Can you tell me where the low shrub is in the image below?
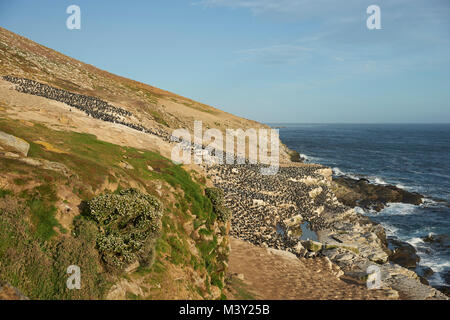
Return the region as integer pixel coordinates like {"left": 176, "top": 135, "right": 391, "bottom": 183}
{"left": 0, "top": 197, "right": 109, "bottom": 299}
{"left": 85, "top": 188, "right": 163, "bottom": 271}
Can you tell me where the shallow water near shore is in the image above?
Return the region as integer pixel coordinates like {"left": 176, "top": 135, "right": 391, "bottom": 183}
{"left": 276, "top": 222, "right": 319, "bottom": 242}
{"left": 276, "top": 123, "right": 450, "bottom": 287}
{"left": 300, "top": 222, "right": 319, "bottom": 241}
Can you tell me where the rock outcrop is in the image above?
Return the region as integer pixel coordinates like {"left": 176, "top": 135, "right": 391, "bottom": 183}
{"left": 388, "top": 237, "right": 420, "bottom": 269}
{"left": 332, "top": 176, "right": 423, "bottom": 211}
{"left": 0, "top": 130, "right": 30, "bottom": 157}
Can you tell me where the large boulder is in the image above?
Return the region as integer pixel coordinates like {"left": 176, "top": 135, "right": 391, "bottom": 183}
{"left": 388, "top": 238, "right": 420, "bottom": 269}
{"left": 0, "top": 131, "right": 29, "bottom": 156}
{"left": 332, "top": 176, "right": 423, "bottom": 211}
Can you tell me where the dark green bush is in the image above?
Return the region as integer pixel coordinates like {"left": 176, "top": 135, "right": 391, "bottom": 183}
{"left": 86, "top": 188, "right": 163, "bottom": 271}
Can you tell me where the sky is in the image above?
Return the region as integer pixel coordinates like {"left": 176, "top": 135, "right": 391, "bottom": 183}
{"left": 1, "top": 0, "right": 449, "bottom": 123}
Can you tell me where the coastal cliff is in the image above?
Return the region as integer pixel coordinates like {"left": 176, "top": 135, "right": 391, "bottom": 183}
{"left": 0, "top": 26, "right": 447, "bottom": 300}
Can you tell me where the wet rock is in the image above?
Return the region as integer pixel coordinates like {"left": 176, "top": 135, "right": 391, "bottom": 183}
{"left": 417, "top": 266, "right": 435, "bottom": 279}
{"left": 443, "top": 270, "right": 450, "bottom": 286}
{"left": 332, "top": 176, "right": 423, "bottom": 211}
{"left": 422, "top": 234, "right": 450, "bottom": 248}
{"left": 418, "top": 276, "right": 429, "bottom": 285}
{"left": 388, "top": 238, "right": 420, "bottom": 269}
{"left": 435, "top": 286, "right": 450, "bottom": 297}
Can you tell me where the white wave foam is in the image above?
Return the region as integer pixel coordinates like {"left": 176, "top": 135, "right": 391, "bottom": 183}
{"left": 300, "top": 153, "right": 322, "bottom": 163}
{"left": 354, "top": 206, "right": 366, "bottom": 214}
{"left": 401, "top": 237, "right": 450, "bottom": 286}
{"left": 299, "top": 153, "right": 310, "bottom": 161}
{"left": 420, "top": 198, "right": 447, "bottom": 208}
{"left": 379, "top": 203, "right": 418, "bottom": 216}
{"left": 408, "top": 237, "right": 425, "bottom": 246}
{"left": 415, "top": 254, "right": 450, "bottom": 286}
{"left": 381, "top": 223, "right": 399, "bottom": 236}
{"left": 332, "top": 167, "right": 359, "bottom": 180}
{"left": 370, "top": 176, "right": 388, "bottom": 185}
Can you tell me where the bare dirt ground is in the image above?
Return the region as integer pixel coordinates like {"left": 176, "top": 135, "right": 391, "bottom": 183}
{"left": 226, "top": 237, "right": 397, "bottom": 300}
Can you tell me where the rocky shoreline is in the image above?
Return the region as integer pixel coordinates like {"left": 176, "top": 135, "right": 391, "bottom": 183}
{"left": 206, "top": 162, "right": 449, "bottom": 300}
{"left": 331, "top": 175, "right": 423, "bottom": 212}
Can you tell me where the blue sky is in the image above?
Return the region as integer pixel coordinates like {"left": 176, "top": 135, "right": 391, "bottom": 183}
{"left": 1, "top": 0, "right": 449, "bottom": 123}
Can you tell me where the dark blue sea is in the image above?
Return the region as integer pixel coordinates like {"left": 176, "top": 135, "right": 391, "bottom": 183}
{"left": 275, "top": 123, "right": 450, "bottom": 287}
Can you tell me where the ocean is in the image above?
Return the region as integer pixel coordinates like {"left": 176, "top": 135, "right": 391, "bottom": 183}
{"left": 275, "top": 123, "right": 450, "bottom": 287}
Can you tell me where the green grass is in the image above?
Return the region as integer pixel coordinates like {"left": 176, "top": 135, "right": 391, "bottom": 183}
{"left": 0, "top": 199, "right": 110, "bottom": 300}
{"left": 0, "top": 118, "right": 229, "bottom": 299}
{"left": 27, "top": 198, "right": 59, "bottom": 241}
{"left": 149, "top": 110, "right": 169, "bottom": 127}
{"left": 0, "top": 188, "right": 13, "bottom": 198}
{"left": 226, "top": 277, "right": 258, "bottom": 300}
{"left": 13, "top": 178, "right": 29, "bottom": 186}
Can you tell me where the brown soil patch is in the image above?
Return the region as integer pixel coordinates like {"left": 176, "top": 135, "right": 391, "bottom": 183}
{"left": 227, "top": 237, "right": 396, "bottom": 300}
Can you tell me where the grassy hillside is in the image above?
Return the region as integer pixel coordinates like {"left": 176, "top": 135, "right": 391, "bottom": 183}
{"left": 0, "top": 26, "right": 290, "bottom": 300}
{"left": 0, "top": 118, "right": 229, "bottom": 299}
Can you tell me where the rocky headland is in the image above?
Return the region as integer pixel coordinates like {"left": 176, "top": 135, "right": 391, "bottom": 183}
{"left": 331, "top": 175, "right": 423, "bottom": 212}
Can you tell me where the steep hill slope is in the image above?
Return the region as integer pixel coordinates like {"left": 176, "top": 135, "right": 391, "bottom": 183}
{"left": 0, "top": 27, "right": 292, "bottom": 161}
{"left": 0, "top": 27, "right": 242, "bottom": 300}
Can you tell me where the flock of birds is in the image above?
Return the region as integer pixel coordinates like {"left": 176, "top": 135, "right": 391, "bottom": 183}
{"left": 4, "top": 75, "right": 353, "bottom": 255}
